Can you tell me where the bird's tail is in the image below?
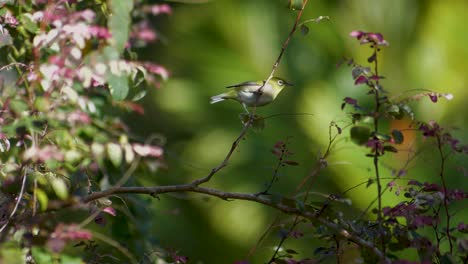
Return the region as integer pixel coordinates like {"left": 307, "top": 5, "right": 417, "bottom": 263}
{"left": 210, "top": 93, "right": 226, "bottom": 104}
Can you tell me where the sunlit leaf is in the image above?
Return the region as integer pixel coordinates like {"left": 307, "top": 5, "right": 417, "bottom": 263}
{"left": 0, "top": 242, "right": 25, "bottom": 264}
{"left": 108, "top": 0, "right": 133, "bottom": 52}
{"left": 387, "top": 104, "right": 404, "bottom": 119}
{"left": 400, "top": 104, "right": 414, "bottom": 120}
{"left": 19, "top": 14, "right": 39, "bottom": 34}
{"left": 31, "top": 247, "right": 53, "bottom": 264}
{"left": 36, "top": 188, "right": 48, "bottom": 211}
{"left": 51, "top": 177, "right": 68, "bottom": 200}
{"left": 108, "top": 73, "right": 129, "bottom": 100}
{"left": 107, "top": 143, "right": 123, "bottom": 167}
{"left": 375, "top": 132, "right": 391, "bottom": 141}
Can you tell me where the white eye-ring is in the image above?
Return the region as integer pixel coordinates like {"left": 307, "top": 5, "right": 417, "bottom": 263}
{"left": 277, "top": 80, "right": 284, "bottom": 86}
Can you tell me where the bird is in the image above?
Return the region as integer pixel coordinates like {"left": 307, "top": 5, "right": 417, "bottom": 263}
{"left": 210, "top": 77, "right": 293, "bottom": 112}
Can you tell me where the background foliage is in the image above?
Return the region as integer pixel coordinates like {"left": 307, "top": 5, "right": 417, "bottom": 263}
{"left": 141, "top": 1, "right": 467, "bottom": 262}
{"left": 0, "top": 0, "right": 467, "bottom": 263}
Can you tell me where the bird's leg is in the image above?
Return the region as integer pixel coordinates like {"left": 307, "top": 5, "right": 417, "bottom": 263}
{"left": 242, "top": 103, "right": 250, "bottom": 114}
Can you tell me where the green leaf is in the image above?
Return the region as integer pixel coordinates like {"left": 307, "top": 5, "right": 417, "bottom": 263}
{"left": 383, "top": 145, "right": 398, "bottom": 153}
{"left": 31, "top": 247, "right": 53, "bottom": 264}
{"left": 50, "top": 177, "right": 68, "bottom": 200}
{"left": 0, "top": 27, "right": 12, "bottom": 48}
{"left": 289, "top": 0, "right": 303, "bottom": 10}
{"left": 0, "top": 242, "right": 25, "bottom": 264}
{"left": 440, "top": 254, "right": 457, "bottom": 264}
{"left": 108, "top": 73, "right": 129, "bottom": 100}
{"left": 350, "top": 126, "right": 371, "bottom": 145}
{"left": 10, "top": 99, "right": 29, "bottom": 113}
{"left": 59, "top": 255, "right": 83, "bottom": 264}
{"left": 130, "top": 66, "right": 147, "bottom": 88}
{"left": 131, "top": 90, "right": 147, "bottom": 102}
{"left": 391, "top": 129, "right": 404, "bottom": 144}
{"left": 375, "top": 132, "right": 391, "bottom": 141}
{"left": 19, "top": 14, "right": 39, "bottom": 34}
{"left": 108, "top": 0, "right": 133, "bottom": 52}
{"left": 35, "top": 188, "right": 48, "bottom": 211}
{"left": 387, "top": 104, "right": 404, "bottom": 120}
{"left": 107, "top": 142, "right": 122, "bottom": 167}
{"left": 65, "top": 150, "right": 82, "bottom": 163}
{"left": 400, "top": 104, "right": 414, "bottom": 120}
{"left": 102, "top": 46, "right": 120, "bottom": 60}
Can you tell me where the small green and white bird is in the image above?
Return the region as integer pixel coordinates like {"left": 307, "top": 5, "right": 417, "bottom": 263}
{"left": 210, "top": 77, "right": 293, "bottom": 112}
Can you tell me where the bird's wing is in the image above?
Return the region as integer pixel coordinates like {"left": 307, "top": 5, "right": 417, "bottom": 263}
{"left": 225, "top": 81, "right": 261, "bottom": 89}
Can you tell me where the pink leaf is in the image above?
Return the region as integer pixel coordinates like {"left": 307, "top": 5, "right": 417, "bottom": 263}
{"left": 103, "top": 207, "right": 117, "bottom": 216}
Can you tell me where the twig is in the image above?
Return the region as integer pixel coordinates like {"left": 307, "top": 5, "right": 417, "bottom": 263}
{"left": 436, "top": 135, "right": 453, "bottom": 254}
{"left": 191, "top": 122, "right": 252, "bottom": 185}
{"left": 91, "top": 231, "right": 138, "bottom": 264}
{"left": 0, "top": 62, "right": 28, "bottom": 72}
{"left": 260, "top": 0, "right": 309, "bottom": 94}
{"left": 256, "top": 121, "right": 343, "bottom": 262}
{"left": 192, "top": 0, "right": 309, "bottom": 186}
{"left": 0, "top": 167, "right": 27, "bottom": 233}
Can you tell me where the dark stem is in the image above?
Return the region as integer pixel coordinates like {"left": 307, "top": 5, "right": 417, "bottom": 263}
{"left": 436, "top": 135, "right": 453, "bottom": 254}
{"left": 372, "top": 45, "right": 385, "bottom": 253}
{"left": 267, "top": 122, "right": 342, "bottom": 262}
{"left": 433, "top": 205, "right": 442, "bottom": 258}
{"left": 258, "top": 148, "right": 285, "bottom": 195}
{"left": 267, "top": 220, "right": 300, "bottom": 264}
{"left": 334, "top": 235, "right": 341, "bottom": 264}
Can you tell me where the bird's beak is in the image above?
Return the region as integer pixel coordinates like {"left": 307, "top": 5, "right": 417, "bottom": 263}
{"left": 285, "top": 81, "right": 294, "bottom": 86}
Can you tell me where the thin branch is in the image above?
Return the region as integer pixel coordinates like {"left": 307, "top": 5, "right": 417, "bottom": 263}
{"left": 260, "top": 0, "right": 309, "bottom": 92}
{"left": 0, "top": 167, "right": 27, "bottom": 233}
{"left": 436, "top": 135, "right": 453, "bottom": 254}
{"left": 192, "top": 0, "right": 309, "bottom": 186}
{"left": 91, "top": 231, "right": 138, "bottom": 264}
{"left": 0, "top": 62, "right": 28, "bottom": 72}
{"left": 190, "top": 122, "right": 252, "bottom": 185}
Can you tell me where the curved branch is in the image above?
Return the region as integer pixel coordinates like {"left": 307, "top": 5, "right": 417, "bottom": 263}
{"left": 83, "top": 185, "right": 389, "bottom": 262}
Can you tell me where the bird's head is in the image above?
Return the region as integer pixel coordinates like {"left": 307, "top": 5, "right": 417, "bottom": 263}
{"left": 269, "top": 77, "right": 293, "bottom": 91}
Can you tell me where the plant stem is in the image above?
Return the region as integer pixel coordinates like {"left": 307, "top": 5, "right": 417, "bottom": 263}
{"left": 436, "top": 135, "right": 453, "bottom": 254}
{"left": 372, "top": 46, "right": 385, "bottom": 253}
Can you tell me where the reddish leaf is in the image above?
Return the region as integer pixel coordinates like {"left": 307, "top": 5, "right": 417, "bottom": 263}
{"left": 354, "top": 75, "right": 368, "bottom": 85}
{"left": 283, "top": 160, "right": 299, "bottom": 166}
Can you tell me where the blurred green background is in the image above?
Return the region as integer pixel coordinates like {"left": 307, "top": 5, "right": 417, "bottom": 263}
{"left": 124, "top": 0, "right": 468, "bottom": 262}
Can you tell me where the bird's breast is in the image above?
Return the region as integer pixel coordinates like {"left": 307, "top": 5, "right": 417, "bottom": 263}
{"left": 238, "top": 86, "right": 275, "bottom": 107}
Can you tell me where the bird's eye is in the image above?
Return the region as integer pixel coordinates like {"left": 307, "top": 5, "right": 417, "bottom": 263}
{"left": 277, "top": 80, "right": 284, "bottom": 86}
